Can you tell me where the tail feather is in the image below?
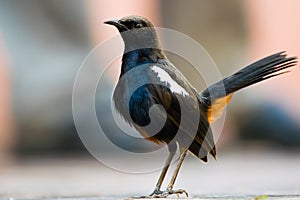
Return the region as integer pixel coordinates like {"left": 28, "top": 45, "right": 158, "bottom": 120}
{"left": 200, "top": 52, "right": 297, "bottom": 125}
{"left": 201, "top": 51, "right": 297, "bottom": 105}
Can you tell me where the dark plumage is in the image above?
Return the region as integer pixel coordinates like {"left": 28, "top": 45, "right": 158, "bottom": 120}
{"left": 104, "top": 16, "right": 297, "bottom": 198}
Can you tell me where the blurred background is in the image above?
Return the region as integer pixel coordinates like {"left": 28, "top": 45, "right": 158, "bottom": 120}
{"left": 0, "top": 0, "right": 300, "bottom": 198}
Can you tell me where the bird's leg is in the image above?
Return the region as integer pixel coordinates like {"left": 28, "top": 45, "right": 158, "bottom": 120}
{"left": 149, "top": 149, "right": 175, "bottom": 196}
{"left": 148, "top": 142, "right": 177, "bottom": 197}
{"left": 130, "top": 143, "right": 176, "bottom": 199}
{"left": 132, "top": 151, "right": 188, "bottom": 199}
{"left": 162, "top": 149, "right": 188, "bottom": 198}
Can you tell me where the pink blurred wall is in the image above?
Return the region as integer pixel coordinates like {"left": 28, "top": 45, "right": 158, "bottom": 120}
{"left": 0, "top": 33, "right": 15, "bottom": 161}
{"left": 245, "top": 0, "right": 300, "bottom": 121}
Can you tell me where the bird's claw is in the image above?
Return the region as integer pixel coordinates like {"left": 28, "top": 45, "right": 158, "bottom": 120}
{"left": 161, "top": 188, "right": 189, "bottom": 198}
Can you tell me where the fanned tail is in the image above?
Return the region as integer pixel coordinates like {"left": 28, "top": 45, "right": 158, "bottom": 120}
{"left": 201, "top": 51, "right": 297, "bottom": 106}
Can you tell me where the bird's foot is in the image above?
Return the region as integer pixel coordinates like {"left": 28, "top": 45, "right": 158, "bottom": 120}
{"left": 128, "top": 188, "right": 188, "bottom": 199}
{"left": 160, "top": 188, "right": 189, "bottom": 198}
{"left": 149, "top": 187, "right": 164, "bottom": 196}
{"left": 128, "top": 187, "right": 163, "bottom": 199}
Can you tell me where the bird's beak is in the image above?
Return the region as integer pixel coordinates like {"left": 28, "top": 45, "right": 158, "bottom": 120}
{"left": 104, "top": 19, "right": 128, "bottom": 32}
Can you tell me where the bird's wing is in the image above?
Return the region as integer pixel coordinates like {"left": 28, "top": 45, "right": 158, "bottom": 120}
{"left": 147, "top": 62, "right": 216, "bottom": 159}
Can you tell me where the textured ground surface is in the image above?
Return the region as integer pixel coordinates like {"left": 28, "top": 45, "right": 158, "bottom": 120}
{"left": 1, "top": 149, "right": 300, "bottom": 200}
{"left": 1, "top": 195, "right": 300, "bottom": 200}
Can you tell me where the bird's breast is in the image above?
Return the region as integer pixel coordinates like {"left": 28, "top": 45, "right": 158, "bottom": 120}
{"left": 113, "top": 79, "right": 154, "bottom": 126}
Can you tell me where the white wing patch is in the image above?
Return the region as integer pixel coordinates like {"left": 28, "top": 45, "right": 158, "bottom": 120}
{"left": 151, "top": 66, "right": 189, "bottom": 96}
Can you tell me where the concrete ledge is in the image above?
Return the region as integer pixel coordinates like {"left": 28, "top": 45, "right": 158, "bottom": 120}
{"left": 2, "top": 195, "right": 300, "bottom": 200}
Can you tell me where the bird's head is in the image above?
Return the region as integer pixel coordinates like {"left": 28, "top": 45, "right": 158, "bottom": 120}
{"left": 104, "top": 15, "right": 154, "bottom": 32}
{"left": 104, "top": 16, "right": 161, "bottom": 52}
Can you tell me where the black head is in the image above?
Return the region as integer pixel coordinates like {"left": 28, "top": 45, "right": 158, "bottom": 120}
{"left": 104, "top": 16, "right": 165, "bottom": 66}
{"left": 104, "top": 15, "right": 154, "bottom": 32}
{"left": 104, "top": 16, "right": 161, "bottom": 51}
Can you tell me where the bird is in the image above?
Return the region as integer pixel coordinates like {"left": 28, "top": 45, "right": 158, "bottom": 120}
{"left": 104, "top": 15, "right": 297, "bottom": 198}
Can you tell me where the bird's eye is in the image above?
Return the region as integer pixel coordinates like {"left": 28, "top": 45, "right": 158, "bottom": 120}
{"left": 135, "top": 23, "right": 142, "bottom": 28}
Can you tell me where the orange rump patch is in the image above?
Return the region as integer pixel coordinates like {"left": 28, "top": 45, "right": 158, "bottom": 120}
{"left": 207, "top": 94, "right": 233, "bottom": 123}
